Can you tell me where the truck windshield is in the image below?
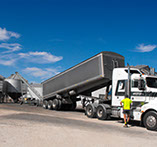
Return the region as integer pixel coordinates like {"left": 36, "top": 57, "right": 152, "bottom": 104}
{"left": 146, "top": 77, "right": 157, "bottom": 88}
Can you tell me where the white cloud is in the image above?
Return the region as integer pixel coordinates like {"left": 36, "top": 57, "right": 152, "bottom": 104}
{"left": 0, "top": 51, "right": 63, "bottom": 67}
{"left": 0, "top": 43, "right": 22, "bottom": 52}
{"left": 23, "top": 67, "right": 60, "bottom": 79}
{"left": 0, "top": 27, "right": 20, "bottom": 41}
{"left": 0, "top": 53, "right": 18, "bottom": 66}
{"left": 23, "top": 67, "right": 47, "bottom": 77}
{"left": 136, "top": 44, "right": 157, "bottom": 52}
{"left": 0, "top": 59, "right": 16, "bottom": 66}
{"left": 18, "top": 51, "right": 63, "bottom": 64}
{"left": 45, "top": 68, "right": 60, "bottom": 75}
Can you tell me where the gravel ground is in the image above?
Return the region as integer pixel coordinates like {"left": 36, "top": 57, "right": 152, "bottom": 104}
{"left": 0, "top": 103, "right": 157, "bottom": 147}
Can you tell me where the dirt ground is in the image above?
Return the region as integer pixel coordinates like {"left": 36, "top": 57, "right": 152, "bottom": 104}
{"left": 0, "top": 103, "right": 157, "bottom": 147}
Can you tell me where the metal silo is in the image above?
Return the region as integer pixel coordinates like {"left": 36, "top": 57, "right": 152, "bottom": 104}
{"left": 4, "top": 79, "right": 22, "bottom": 102}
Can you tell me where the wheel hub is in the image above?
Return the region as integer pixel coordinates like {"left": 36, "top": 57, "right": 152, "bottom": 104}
{"left": 98, "top": 109, "right": 103, "bottom": 118}
{"left": 87, "top": 108, "right": 92, "bottom": 116}
{"left": 53, "top": 103, "right": 56, "bottom": 108}
{"left": 146, "top": 115, "right": 156, "bottom": 128}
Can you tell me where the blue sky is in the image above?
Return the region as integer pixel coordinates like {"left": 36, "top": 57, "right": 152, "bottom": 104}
{"left": 0, "top": 0, "right": 157, "bottom": 83}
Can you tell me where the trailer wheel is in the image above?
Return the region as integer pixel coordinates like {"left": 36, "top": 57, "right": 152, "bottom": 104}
{"left": 143, "top": 111, "right": 157, "bottom": 130}
{"left": 96, "top": 104, "right": 107, "bottom": 120}
{"left": 58, "top": 100, "right": 62, "bottom": 110}
{"left": 43, "top": 100, "right": 48, "bottom": 109}
{"left": 47, "top": 100, "right": 53, "bottom": 110}
{"left": 86, "top": 104, "right": 96, "bottom": 118}
{"left": 52, "top": 99, "right": 59, "bottom": 110}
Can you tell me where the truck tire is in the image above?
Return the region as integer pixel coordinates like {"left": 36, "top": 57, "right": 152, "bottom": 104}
{"left": 86, "top": 103, "right": 96, "bottom": 118}
{"left": 43, "top": 100, "right": 48, "bottom": 109}
{"left": 48, "top": 100, "right": 53, "bottom": 110}
{"left": 96, "top": 104, "right": 107, "bottom": 120}
{"left": 52, "top": 99, "right": 59, "bottom": 110}
{"left": 143, "top": 111, "right": 157, "bottom": 130}
{"left": 58, "top": 100, "right": 62, "bottom": 110}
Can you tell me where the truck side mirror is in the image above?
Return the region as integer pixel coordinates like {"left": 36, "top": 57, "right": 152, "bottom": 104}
{"left": 138, "top": 79, "right": 145, "bottom": 90}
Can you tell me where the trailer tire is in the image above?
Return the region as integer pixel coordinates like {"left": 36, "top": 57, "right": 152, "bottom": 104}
{"left": 143, "top": 111, "right": 157, "bottom": 130}
{"left": 86, "top": 103, "right": 96, "bottom": 118}
{"left": 58, "top": 100, "right": 62, "bottom": 110}
{"left": 52, "top": 99, "right": 59, "bottom": 110}
{"left": 96, "top": 104, "right": 107, "bottom": 120}
{"left": 48, "top": 100, "right": 53, "bottom": 110}
{"left": 43, "top": 100, "right": 48, "bottom": 109}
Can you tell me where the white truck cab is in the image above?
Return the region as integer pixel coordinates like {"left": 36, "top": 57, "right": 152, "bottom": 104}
{"left": 112, "top": 67, "right": 157, "bottom": 130}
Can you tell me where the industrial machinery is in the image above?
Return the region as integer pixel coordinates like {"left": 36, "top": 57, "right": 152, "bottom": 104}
{"left": 13, "top": 72, "right": 43, "bottom": 105}
{"left": 3, "top": 72, "right": 42, "bottom": 103}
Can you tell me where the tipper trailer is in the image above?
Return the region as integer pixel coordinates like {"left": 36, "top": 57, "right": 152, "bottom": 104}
{"left": 42, "top": 52, "right": 124, "bottom": 109}
{"left": 42, "top": 51, "right": 157, "bottom": 130}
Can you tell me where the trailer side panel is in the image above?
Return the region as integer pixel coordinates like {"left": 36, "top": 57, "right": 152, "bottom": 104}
{"left": 43, "top": 52, "right": 125, "bottom": 99}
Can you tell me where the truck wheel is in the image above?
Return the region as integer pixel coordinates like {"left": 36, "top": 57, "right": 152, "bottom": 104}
{"left": 43, "top": 100, "right": 48, "bottom": 109}
{"left": 143, "top": 111, "right": 157, "bottom": 130}
{"left": 96, "top": 104, "right": 107, "bottom": 120}
{"left": 52, "top": 99, "right": 59, "bottom": 110}
{"left": 47, "top": 100, "right": 53, "bottom": 110}
{"left": 58, "top": 100, "right": 62, "bottom": 110}
{"left": 86, "top": 103, "right": 96, "bottom": 118}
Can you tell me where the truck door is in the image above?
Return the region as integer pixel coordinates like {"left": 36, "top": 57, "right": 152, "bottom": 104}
{"left": 115, "top": 80, "right": 126, "bottom": 103}
{"left": 131, "top": 79, "right": 146, "bottom": 102}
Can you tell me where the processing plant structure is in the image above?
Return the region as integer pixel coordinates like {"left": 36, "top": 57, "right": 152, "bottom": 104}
{"left": 0, "top": 73, "right": 42, "bottom": 103}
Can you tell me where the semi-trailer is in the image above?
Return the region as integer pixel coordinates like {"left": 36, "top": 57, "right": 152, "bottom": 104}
{"left": 42, "top": 52, "right": 124, "bottom": 109}
{"left": 42, "top": 51, "right": 157, "bottom": 130}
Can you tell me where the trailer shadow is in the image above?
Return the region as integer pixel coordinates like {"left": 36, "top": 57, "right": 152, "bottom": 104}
{"left": 1, "top": 113, "right": 150, "bottom": 135}
{"left": 67, "top": 108, "right": 85, "bottom": 113}
{"left": 1, "top": 103, "right": 156, "bottom": 131}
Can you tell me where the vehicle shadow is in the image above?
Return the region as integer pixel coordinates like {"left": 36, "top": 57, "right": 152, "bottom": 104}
{"left": 116, "top": 118, "right": 157, "bottom": 132}
{"left": 94, "top": 116, "right": 144, "bottom": 128}
{"left": 117, "top": 119, "right": 142, "bottom": 128}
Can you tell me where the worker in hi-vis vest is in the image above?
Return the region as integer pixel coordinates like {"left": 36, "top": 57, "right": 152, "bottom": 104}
{"left": 120, "top": 95, "right": 132, "bottom": 127}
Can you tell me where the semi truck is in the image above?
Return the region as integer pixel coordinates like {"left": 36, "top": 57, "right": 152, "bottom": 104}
{"left": 42, "top": 51, "right": 157, "bottom": 130}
